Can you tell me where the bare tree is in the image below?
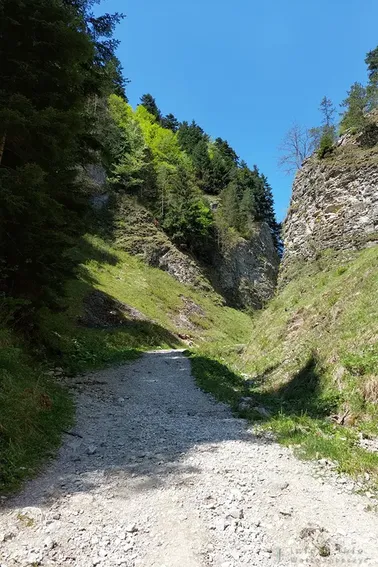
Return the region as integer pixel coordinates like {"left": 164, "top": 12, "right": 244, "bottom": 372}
{"left": 278, "top": 123, "right": 316, "bottom": 174}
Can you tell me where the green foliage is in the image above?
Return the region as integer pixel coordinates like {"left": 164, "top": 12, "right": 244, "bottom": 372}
{"left": 317, "top": 128, "right": 335, "bottom": 159}
{"left": 161, "top": 165, "right": 214, "bottom": 252}
{"left": 107, "top": 93, "right": 280, "bottom": 254}
{"left": 177, "top": 121, "right": 208, "bottom": 153}
{"left": 0, "top": 324, "right": 73, "bottom": 493}
{"left": 340, "top": 82, "right": 368, "bottom": 133}
{"left": 217, "top": 163, "right": 281, "bottom": 249}
{"left": 0, "top": 0, "right": 123, "bottom": 315}
{"left": 161, "top": 113, "right": 180, "bottom": 132}
{"left": 365, "top": 46, "right": 378, "bottom": 110}
{"left": 319, "top": 96, "right": 336, "bottom": 129}
{"left": 139, "top": 93, "right": 162, "bottom": 122}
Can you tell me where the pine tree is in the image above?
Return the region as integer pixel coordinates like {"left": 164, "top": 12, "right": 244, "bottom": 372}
{"left": 365, "top": 46, "right": 378, "bottom": 110}
{"left": 220, "top": 183, "right": 241, "bottom": 231}
{"left": 319, "top": 96, "right": 336, "bottom": 129}
{"left": 161, "top": 165, "right": 213, "bottom": 251}
{"left": 214, "top": 137, "right": 239, "bottom": 165}
{"left": 139, "top": 94, "right": 162, "bottom": 122}
{"left": 161, "top": 113, "right": 180, "bottom": 132}
{"left": 192, "top": 140, "right": 212, "bottom": 187}
{"left": 177, "top": 121, "right": 207, "bottom": 154}
{"left": 340, "top": 82, "right": 367, "bottom": 133}
{"left": 208, "top": 150, "right": 231, "bottom": 194}
{"left": 0, "top": 0, "right": 123, "bottom": 312}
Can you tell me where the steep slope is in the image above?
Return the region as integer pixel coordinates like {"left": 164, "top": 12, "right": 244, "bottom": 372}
{"left": 40, "top": 234, "right": 252, "bottom": 374}
{"left": 281, "top": 124, "right": 378, "bottom": 282}
{"left": 111, "top": 195, "right": 279, "bottom": 309}
{"left": 1, "top": 233, "right": 252, "bottom": 493}
{"left": 191, "top": 130, "right": 378, "bottom": 484}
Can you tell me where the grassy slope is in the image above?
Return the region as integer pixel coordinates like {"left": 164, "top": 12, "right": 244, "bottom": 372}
{"left": 0, "top": 326, "right": 73, "bottom": 493}
{"left": 40, "top": 234, "right": 251, "bottom": 372}
{"left": 3, "top": 232, "right": 378, "bottom": 493}
{"left": 191, "top": 246, "right": 378, "bottom": 484}
{"left": 0, "top": 234, "right": 251, "bottom": 493}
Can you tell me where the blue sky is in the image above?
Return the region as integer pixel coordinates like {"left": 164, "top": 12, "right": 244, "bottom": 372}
{"left": 95, "top": 0, "right": 378, "bottom": 220}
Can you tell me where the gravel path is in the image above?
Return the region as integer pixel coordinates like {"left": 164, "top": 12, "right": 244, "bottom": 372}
{"left": 1, "top": 350, "right": 378, "bottom": 566}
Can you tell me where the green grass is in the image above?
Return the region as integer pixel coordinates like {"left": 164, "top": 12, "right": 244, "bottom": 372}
{"left": 38, "top": 234, "right": 251, "bottom": 374}
{"left": 3, "top": 231, "right": 378, "bottom": 494}
{"left": 0, "top": 326, "right": 73, "bottom": 494}
{"left": 189, "top": 246, "right": 378, "bottom": 487}
{"left": 0, "top": 233, "right": 252, "bottom": 493}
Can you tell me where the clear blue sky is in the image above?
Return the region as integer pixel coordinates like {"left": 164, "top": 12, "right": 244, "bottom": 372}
{"left": 95, "top": 0, "right": 378, "bottom": 220}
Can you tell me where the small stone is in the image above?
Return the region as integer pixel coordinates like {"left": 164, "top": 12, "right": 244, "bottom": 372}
{"left": 217, "top": 517, "right": 230, "bottom": 531}
{"left": 87, "top": 445, "right": 97, "bottom": 455}
{"left": 26, "top": 550, "right": 43, "bottom": 564}
{"left": 279, "top": 507, "right": 293, "bottom": 516}
{"left": 43, "top": 536, "right": 56, "bottom": 550}
{"left": 125, "top": 524, "right": 138, "bottom": 533}
{"left": 228, "top": 508, "right": 244, "bottom": 519}
{"left": 0, "top": 532, "right": 15, "bottom": 543}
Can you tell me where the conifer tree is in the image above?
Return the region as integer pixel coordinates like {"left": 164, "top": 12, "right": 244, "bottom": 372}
{"left": 0, "top": 0, "right": 123, "bottom": 312}
{"left": 365, "top": 46, "right": 378, "bottom": 110}
{"left": 139, "top": 94, "right": 162, "bottom": 122}
{"left": 192, "top": 140, "right": 212, "bottom": 187}
{"left": 161, "top": 113, "right": 180, "bottom": 132}
{"left": 177, "top": 121, "right": 207, "bottom": 154}
{"left": 340, "top": 82, "right": 367, "bottom": 133}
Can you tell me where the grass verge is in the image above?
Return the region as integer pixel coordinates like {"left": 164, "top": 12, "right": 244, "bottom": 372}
{"left": 0, "top": 327, "right": 73, "bottom": 494}
{"left": 188, "top": 246, "right": 378, "bottom": 488}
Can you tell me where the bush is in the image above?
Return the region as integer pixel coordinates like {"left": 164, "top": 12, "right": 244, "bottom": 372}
{"left": 317, "top": 132, "right": 335, "bottom": 159}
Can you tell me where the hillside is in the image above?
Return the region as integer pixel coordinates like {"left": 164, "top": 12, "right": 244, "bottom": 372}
{"left": 0, "top": 233, "right": 252, "bottom": 493}
{"left": 2, "top": 0, "right": 378, "bottom": 502}
{"left": 193, "top": 246, "right": 378, "bottom": 480}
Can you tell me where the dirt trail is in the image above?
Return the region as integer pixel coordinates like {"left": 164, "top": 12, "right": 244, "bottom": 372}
{"left": 0, "top": 350, "right": 377, "bottom": 566}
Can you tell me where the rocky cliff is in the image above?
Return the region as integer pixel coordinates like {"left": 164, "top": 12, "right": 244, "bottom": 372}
{"left": 281, "top": 130, "right": 378, "bottom": 281}
{"left": 110, "top": 196, "right": 279, "bottom": 309}
{"left": 212, "top": 223, "right": 279, "bottom": 309}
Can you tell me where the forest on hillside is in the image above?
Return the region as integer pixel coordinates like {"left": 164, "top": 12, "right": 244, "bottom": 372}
{"left": 0, "top": 0, "right": 280, "bottom": 328}
{"left": 2, "top": 0, "right": 377, "bottom": 326}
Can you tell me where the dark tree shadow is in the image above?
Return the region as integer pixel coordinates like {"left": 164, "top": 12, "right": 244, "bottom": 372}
{"left": 191, "top": 354, "right": 338, "bottom": 421}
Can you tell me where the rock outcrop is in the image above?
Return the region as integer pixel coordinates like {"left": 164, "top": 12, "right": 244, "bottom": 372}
{"left": 212, "top": 223, "right": 280, "bottom": 309}
{"left": 114, "top": 197, "right": 214, "bottom": 293}
{"left": 114, "top": 197, "right": 279, "bottom": 308}
{"left": 281, "top": 133, "right": 378, "bottom": 281}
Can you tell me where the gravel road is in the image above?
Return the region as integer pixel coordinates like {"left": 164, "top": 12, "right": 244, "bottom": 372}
{"left": 0, "top": 350, "right": 377, "bottom": 566}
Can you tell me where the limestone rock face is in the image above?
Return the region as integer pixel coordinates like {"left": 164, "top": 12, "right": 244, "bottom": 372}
{"left": 114, "top": 197, "right": 214, "bottom": 293}
{"left": 114, "top": 197, "right": 279, "bottom": 308}
{"left": 213, "top": 223, "right": 280, "bottom": 309}
{"left": 281, "top": 144, "right": 378, "bottom": 281}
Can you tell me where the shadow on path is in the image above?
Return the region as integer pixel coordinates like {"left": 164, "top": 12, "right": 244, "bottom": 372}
{"left": 2, "top": 351, "right": 273, "bottom": 510}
